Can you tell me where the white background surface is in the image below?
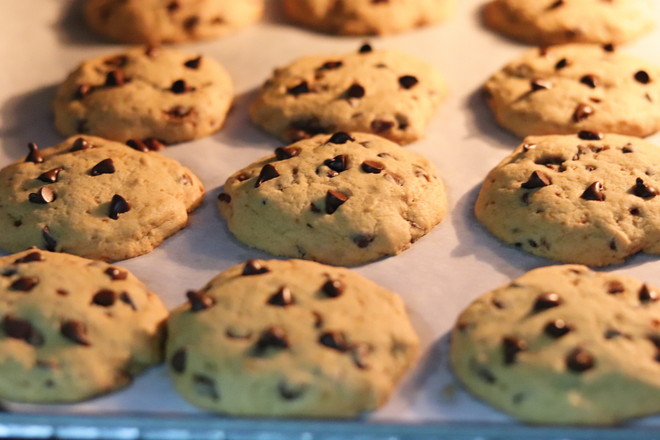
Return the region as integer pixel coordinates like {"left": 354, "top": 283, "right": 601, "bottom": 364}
{"left": 0, "top": 0, "right": 659, "bottom": 429}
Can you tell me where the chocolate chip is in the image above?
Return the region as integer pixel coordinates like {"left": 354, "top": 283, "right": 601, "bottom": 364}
{"left": 105, "top": 267, "right": 127, "bottom": 281}
{"left": 287, "top": 81, "right": 311, "bottom": 96}
{"left": 70, "top": 137, "right": 91, "bottom": 152}
{"left": 10, "top": 277, "right": 39, "bottom": 292}
{"left": 42, "top": 226, "right": 57, "bottom": 251}
{"left": 325, "top": 155, "right": 349, "bottom": 173}
{"left": 521, "top": 170, "right": 551, "bottom": 189}
{"left": 635, "top": 70, "right": 651, "bottom": 84}
{"left": 639, "top": 284, "right": 659, "bottom": 304}
{"left": 321, "top": 280, "right": 344, "bottom": 298}
{"left": 361, "top": 160, "right": 385, "bottom": 174}
{"left": 319, "top": 60, "right": 343, "bottom": 70}
{"left": 217, "top": 193, "right": 231, "bottom": 203}
{"left": 573, "top": 103, "right": 594, "bottom": 122}
{"left": 358, "top": 43, "right": 373, "bottom": 53}
{"left": 255, "top": 164, "right": 280, "bottom": 188}
{"left": 350, "top": 342, "right": 371, "bottom": 369}
{"left": 165, "top": 106, "right": 192, "bottom": 119}
{"left": 126, "top": 139, "right": 149, "bottom": 152}
{"left": 25, "top": 142, "right": 44, "bottom": 164}
{"left": 186, "top": 290, "right": 215, "bottom": 311}
{"left": 29, "top": 187, "right": 56, "bottom": 204}
{"left": 60, "top": 320, "right": 90, "bottom": 346}
{"left": 555, "top": 58, "right": 569, "bottom": 70}
{"left": 37, "top": 167, "right": 63, "bottom": 184}
{"left": 104, "top": 70, "right": 125, "bottom": 87}
{"left": 267, "top": 287, "right": 294, "bottom": 307}
{"left": 254, "top": 327, "right": 289, "bottom": 354}
{"left": 566, "top": 348, "right": 595, "bottom": 373}
{"left": 171, "top": 79, "right": 193, "bottom": 94}
{"left": 581, "top": 181, "right": 605, "bottom": 201}
{"left": 603, "top": 43, "right": 615, "bottom": 52}
{"left": 622, "top": 144, "right": 634, "bottom": 153}
{"left": 578, "top": 130, "right": 603, "bottom": 141}
{"left": 633, "top": 178, "right": 657, "bottom": 199}
{"left": 74, "top": 84, "right": 93, "bottom": 100}
{"left": 502, "top": 336, "right": 527, "bottom": 365}
{"left": 92, "top": 289, "right": 116, "bottom": 307}
{"left": 90, "top": 158, "right": 115, "bottom": 176}
{"left": 278, "top": 381, "right": 306, "bottom": 400}
{"left": 548, "top": 0, "right": 564, "bottom": 9}
{"left": 580, "top": 75, "right": 598, "bottom": 88}
{"left": 183, "top": 15, "right": 199, "bottom": 30}
{"left": 327, "top": 132, "right": 354, "bottom": 144}
{"left": 399, "top": 75, "right": 419, "bottom": 89}
{"left": 371, "top": 119, "right": 394, "bottom": 133}
{"left": 171, "top": 348, "right": 186, "bottom": 373}
{"left": 3, "top": 316, "right": 43, "bottom": 346}
{"left": 14, "top": 252, "right": 43, "bottom": 264}
{"left": 108, "top": 194, "right": 130, "bottom": 219}
{"left": 352, "top": 234, "right": 375, "bottom": 248}
{"left": 119, "top": 292, "right": 137, "bottom": 310}
{"left": 275, "top": 146, "right": 301, "bottom": 160}
{"left": 319, "top": 331, "right": 348, "bottom": 352}
{"left": 325, "top": 190, "right": 349, "bottom": 214}
{"left": 607, "top": 280, "right": 625, "bottom": 294}
{"left": 242, "top": 260, "right": 269, "bottom": 276}
{"left": 184, "top": 56, "right": 202, "bottom": 69}
{"left": 346, "top": 83, "right": 365, "bottom": 99}
{"left": 530, "top": 79, "right": 553, "bottom": 91}
{"left": 544, "top": 319, "right": 571, "bottom": 338}
{"left": 533, "top": 292, "right": 562, "bottom": 312}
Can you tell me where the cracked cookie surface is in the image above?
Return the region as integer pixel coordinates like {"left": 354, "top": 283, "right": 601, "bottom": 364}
{"left": 54, "top": 46, "right": 233, "bottom": 144}
{"left": 0, "top": 136, "right": 204, "bottom": 261}
{"left": 484, "top": 44, "right": 660, "bottom": 138}
{"left": 249, "top": 46, "right": 446, "bottom": 145}
{"left": 475, "top": 133, "right": 660, "bottom": 266}
{"left": 166, "top": 258, "right": 419, "bottom": 417}
{"left": 84, "top": 0, "right": 264, "bottom": 44}
{"left": 451, "top": 265, "right": 660, "bottom": 425}
{"left": 0, "top": 249, "right": 167, "bottom": 403}
{"left": 218, "top": 132, "right": 447, "bottom": 266}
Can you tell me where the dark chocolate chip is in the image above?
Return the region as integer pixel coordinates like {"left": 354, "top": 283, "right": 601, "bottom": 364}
{"left": 255, "top": 164, "right": 280, "bottom": 188}
{"left": 171, "top": 348, "right": 186, "bottom": 373}
{"left": 171, "top": 79, "right": 193, "bottom": 94}
{"left": 275, "top": 146, "right": 301, "bottom": 160}
{"left": 573, "top": 103, "right": 594, "bottom": 122}
{"left": 14, "top": 252, "right": 43, "bottom": 264}
{"left": 10, "top": 277, "right": 39, "bottom": 292}
{"left": 544, "top": 319, "right": 571, "bottom": 338}
{"left": 186, "top": 290, "right": 215, "bottom": 311}
{"left": 502, "top": 336, "right": 527, "bottom": 365}
{"left": 635, "top": 70, "right": 651, "bottom": 84}
{"left": 361, "top": 160, "right": 385, "bottom": 174}
{"left": 399, "top": 75, "right": 419, "bottom": 89}
{"left": 254, "top": 327, "right": 289, "bottom": 354}
{"left": 183, "top": 15, "right": 199, "bottom": 30}
{"left": 321, "top": 280, "right": 344, "bottom": 298}
{"left": 60, "top": 320, "right": 90, "bottom": 346}
{"left": 530, "top": 79, "right": 553, "bottom": 91}
{"left": 184, "top": 56, "right": 202, "bottom": 69}
{"left": 371, "top": 119, "right": 394, "bottom": 133}
{"left": 90, "top": 158, "right": 115, "bottom": 176}
{"left": 105, "top": 267, "right": 127, "bottom": 281}
{"left": 287, "top": 81, "right": 311, "bottom": 96}
{"left": 2, "top": 316, "right": 43, "bottom": 346}
{"left": 566, "top": 348, "right": 595, "bottom": 373}
{"left": 25, "top": 142, "right": 44, "bottom": 164}
{"left": 327, "top": 132, "right": 354, "bottom": 144}
{"left": 105, "top": 70, "right": 126, "bottom": 87}
{"left": 29, "top": 187, "right": 56, "bottom": 204}
{"left": 352, "top": 234, "right": 375, "bottom": 248}
{"left": 119, "top": 292, "right": 137, "bottom": 310}
{"left": 580, "top": 75, "right": 598, "bottom": 88}
{"left": 521, "top": 170, "right": 551, "bottom": 189}
{"left": 633, "top": 178, "right": 657, "bottom": 199}
{"left": 358, "top": 43, "right": 373, "bottom": 53}
{"left": 533, "top": 292, "right": 562, "bottom": 312}
{"left": 37, "top": 167, "right": 63, "bottom": 184}
{"left": 325, "top": 190, "right": 349, "bottom": 214}
{"left": 603, "top": 43, "right": 615, "bottom": 52}
{"left": 217, "top": 193, "right": 231, "bottom": 203}
{"left": 267, "top": 287, "right": 294, "bottom": 307}
{"left": 581, "top": 181, "right": 605, "bottom": 201}
{"left": 278, "top": 381, "right": 306, "bottom": 400}
{"left": 622, "top": 144, "right": 634, "bottom": 153}
{"left": 607, "top": 280, "right": 625, "bottom": 294}
{"left": 109, "top": 194, "right": 130, "bottom": 219}
{"left": 242, "top": 260, "right": 270, "bottom": 276}
{"left": 70, "top": 137, "right": 91, "bottom": 152}
{"left": 319, "top": 60, "right": 343, "bottom": 70}
{"left": 126, "top": 139, "right": 149, "bottom": 152}
{"left": 639, "top": 284, "right": 659, "bottom": 304}
{"left": 555, "top": 58, "right": 569, "bottom": 70}
{"left": 324, "top": 155, "right": 349, "bottom": 173}
{"left": 578, "top": 130, "right": 603, "bottom": 141}
{"left": 319, "top": 331, "right": 349, "bottom": 352}
{"left": 92, "top": 289, "right": 116, "bottom": 307}
{"left": 42, "top": 226, "right": 57, "bottom": 252}
{"left": 346, "top": 83, "right": 365, "bottom": 99}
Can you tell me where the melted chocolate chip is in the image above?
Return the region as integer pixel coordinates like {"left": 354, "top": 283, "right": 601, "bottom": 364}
{"left": 42, "top": 227, "right": 57, "bottom": 251}
{"left": 635, "top": 70, "right": 651, "bottom": 84}
{"left": 325, "top": 190, "right": 349, "bottom": 214}
{"left": 3, "top": 316, "right": 43, "bottom": 346}
{"left": 319, "top": 331, "right": 349, "bottom": 352}
{"left": 275, "top": 146, "right": 301, "bottom": 160}
{"left": 325, "top": 155, "right": 349, "bottom": 173}
{"left": 521, "top": 170, "right": 551, "bottom": 189}
{"left": 533, "top": 292, "right": 562, "bottom": 313}
{"left": 321, "top": 280, "right": 344, "bottom": 298}
{"left": 566, "top": 348, "right": 595, "bottom": 373}
{"left": 578, "top": 130, "right": 603, "bottom": 141}
{"left": 14, "top": 252, "right": 43, "bottom": 264}
{"left": 186, "top": 290, "right": 215, "bottom": 311}
{"left": 105, "top": 267, "right": 127, "bottom": 281}
{"left": 580, "top": 75, "right": 598, "bottom": 88}
{"left": 502, "top": 336, "right": 527, "bottom": 365}
{"left": 109, "top": 194, "right": 130, "bottom": 219}
{"left": 267, "top": 287, "right": 294, "bottom": 307}
{"left": 361, "top": 160, "right": 385, "bottom": 174}
{"left": 327, "top": 132, "right": 354, "bottom": 144}
{"left": 287, "top": 81, "right": 311, "bottom": 96}
{"left": 25, "top": 142, "right": 44, "bottom": 164}
{"left": 92, "top": 289, "right": 116, "bottom": 307}
{"left": 10, "top": 277, "right": 39, "bottom": 292}
{"left": 171, "top": 348, "right": 186, "bottom": 373}
{"left": 573, "top": 103, "right": 594, "bottom": 122}
{"left": 346, "top": 83, "right": 365, "bottom": 99}
{"left": 581, "top": 182, "right": 605, "bottom": 201}
{"left": 255, "top": 164, "right": 280, "bottom": 188}
{"left": 242, "top": 260, "right": 269, "bottom": 276}
{"left": 90, "top": 159, "right": 115, "bottom": 176}
{"left": 254, "top": 327, "right": 289, "bottom": 354}
{"left": 184, "top": 56, "right": 202, "bottom": 69}
{"left": 60, "top": 320, "right": 90, "bottom": 346}
{"left": 399, "top": 75, "right": 419, "bottom": 89}
{"left": 105, "top": 70, "right": 126, "bottom": 87}
{"left": 633, "top": 178, "right": 657, "bottom": 199}
{"left": 639, "top": 284, "right": 659, "bottom": 304}
{"left": 38, "top": 168, "right": 63, "bottom": 184}
{"left": 544, "top": 319, "right": 571, "bottom": 338}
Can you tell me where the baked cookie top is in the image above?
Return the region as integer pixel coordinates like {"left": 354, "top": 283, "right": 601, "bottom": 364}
{"left": 217, "top": 132, "right": 447, "bottom": 266}
{"left": 484, "top": 44, "right": 660, "bottom": 138}
{"left": 84, "top": 0, "right": 264, "bottom": 44}
{"left": 484, "top": 0, "right": 655, "bottom": 45}
{"left": 283, "top": 0, "right": 455, "bottom": 35}
{"left": 54, "top": 46, "right": 233, "bottom": 144}
{"left": 451, "top": 265, "right": 660, "bottom": 425}
{"left": 0, "top": 136, "right": 204, "bottom": 261}
{"left": 166, "top": 258, "right": 419, "bottom": 417}
{"left": 475, "top": 133, "right": 660, "bottom": 266}
{"left": 249, "top": 45, "right": 447, "bottom": 145}
{"left": 0, "top": 250, "right": 168, "bottom": 403}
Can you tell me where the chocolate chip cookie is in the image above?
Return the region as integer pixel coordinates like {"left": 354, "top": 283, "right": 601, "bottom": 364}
{"left": 54, "top": 46, "right": 233, "bottom": 144}
{"left": 475, "top": 133, "right": 660, "bottom": 266}
{"left": 0, "top": 136, "right": 204, "bottom": 261}
{"left": 166, "top": 258, "right": 420, "bottom": 417}
{"left": 451, "top": 264, "right": 660, "bottom": 425}
{"left": 217, "top": 132, "right": 447, "bottom": 266}
{"left": 249, "top": 45, "right": 447, "bottom": 145}
{"left": 0, "top": 249, "right": 167, "bottom": 403}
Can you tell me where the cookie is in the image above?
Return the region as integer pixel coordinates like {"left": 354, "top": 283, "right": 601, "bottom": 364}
{"left": 217, "top": 132, "right": 447, "bottom": 266}
{"left": 484, "top": 44, "right": 660, "bottom": 138}
{"left": 450, "top": 265, "right": 660, "bottom": 425}
{"left": 475, "top": 133, "right": 660, "bottom": 266}
{"left": 483, "top": 0, "right": 655, "bottom": 46}
{"left": 0, "top": 249, "right": 167, "bottom": 403}
{"left": 283, "top": 0, "right": 455, "bottom": 35}
{"left": 0, "top": 136, "right": 204, "bottom": 261}
{"left": 249, "top": 45, "right": 447, "bottom": 145}
{"left": 166, "top": 258, "right": 419, "bottom": 417}
{"left": 84, "top": 0, "right": 264, "bottom": 44}
{"left": 54, "top": 46, "right": 233, "bottom": 144}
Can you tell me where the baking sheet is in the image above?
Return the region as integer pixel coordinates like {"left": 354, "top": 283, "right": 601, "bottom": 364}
{"left": 1, "top": 0, "right": 660, "bottom": 437}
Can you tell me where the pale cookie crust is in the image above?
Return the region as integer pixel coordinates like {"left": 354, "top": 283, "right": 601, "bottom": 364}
{"left": 54, "top": 46, "right": 233, "bottom": 144}
{"left": 0, "top": 136, "right": 204, "bottom": 261}
{"left": 249, "top": 45, "right": 447, "bottom": 145}
{"left": 0, "top": 250, "right": 168, "bottom": 403}
{"left": 283, "top": 0, "right": 455, "bottom": 35}
{"left": 217, "top": 132, "right": 447, "bottom": 266}
{"left": 84, "top": 0, "right": 264, "bottom": 44}
{"left": 166, "top": 259, "right": 419, "bottom": 417}
{"left": 451, "top": 265, "right": 660, "bottom": 425}
{"left": 484, "top": 44, "right": 660, "bottom": 138}
{"left": 475, "top": 133, "right": 660, "bottom": 266}
{"left": 484, "top": 0, "right": 655, "bottom": 45}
